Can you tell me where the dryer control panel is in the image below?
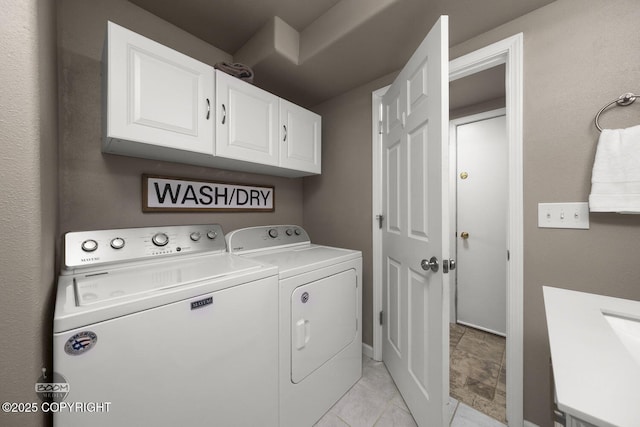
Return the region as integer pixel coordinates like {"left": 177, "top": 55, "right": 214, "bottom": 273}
{"left": 63, "top": 224, "right": 226, "bottom": 271}
{"left": 226, "top": 225, "right": 310, "bottom": 254}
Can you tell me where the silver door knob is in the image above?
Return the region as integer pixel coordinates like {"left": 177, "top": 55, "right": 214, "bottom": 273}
{"left": 421, "top": 256, "right": 439, "bottom": 272}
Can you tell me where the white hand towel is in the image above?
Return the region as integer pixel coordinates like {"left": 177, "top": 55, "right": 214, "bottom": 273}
{"left": 589, "top": 124, "right": 640, "bottom": 213}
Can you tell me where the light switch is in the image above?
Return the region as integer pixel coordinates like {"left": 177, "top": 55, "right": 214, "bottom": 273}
{"left": 538, "top": 202, "right": 590, "bottom": 229}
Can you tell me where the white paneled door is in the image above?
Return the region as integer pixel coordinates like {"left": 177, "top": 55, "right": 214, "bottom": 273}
{"left": 381, "top": 16, "right": 450, "bottom": 426}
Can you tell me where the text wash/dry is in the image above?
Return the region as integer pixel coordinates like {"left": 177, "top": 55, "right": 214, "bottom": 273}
{"left": 154, "top": 183, "right": 271, "bottom": 207}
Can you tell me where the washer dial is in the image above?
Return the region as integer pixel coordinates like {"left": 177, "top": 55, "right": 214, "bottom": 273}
{"left": 81, "top": 239, "right": 98, "bottom": 252}
{"left": 110, "top": 237, "right": 125, "bottom": 250}
{"left": 152, "top": 232, "right": 169, "bottom": 247}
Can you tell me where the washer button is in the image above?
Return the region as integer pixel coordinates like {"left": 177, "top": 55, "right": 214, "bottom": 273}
{"left": 207, "top": 230, "right": 217, "bottom": 240}
{"left": 268, "top": 228, "right": 278, "bottom": 238}
{"left": 190, "top": 232, "right": 201, "bottom": 242}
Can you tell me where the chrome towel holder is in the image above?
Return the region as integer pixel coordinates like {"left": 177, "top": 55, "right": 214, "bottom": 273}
{"left": 594, "top": 92, "right": 638, "bottom": 132}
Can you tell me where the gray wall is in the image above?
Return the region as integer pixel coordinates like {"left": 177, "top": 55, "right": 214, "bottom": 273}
{"left": 305, "top": 0, "right": 640, "bottom": 425}
{"left": 57, "top": 0, "right": 305, "bottom": 238}
{"left": 304, "top": 72, "right": 395, "bottom": 346}
{"left": 0, "top": 0, "right": 58, "bottom": 426}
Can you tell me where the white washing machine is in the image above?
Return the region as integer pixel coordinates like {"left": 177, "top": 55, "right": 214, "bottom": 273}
{"left": 53, "top": 224, "right": 279, "bottom": 427}
{"left": 226, "top": 225, "right": 362, "bottom": 427}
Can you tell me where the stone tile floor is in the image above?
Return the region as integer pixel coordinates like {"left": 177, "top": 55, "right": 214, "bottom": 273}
{"left": 449, "top": 323, "right": 507, "bottom": 423}
{"left": 314, "top": 351, "right": 507, "bottom": 427}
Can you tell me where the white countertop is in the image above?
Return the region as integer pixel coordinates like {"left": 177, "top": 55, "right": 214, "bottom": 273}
{"left": 543, "top": 286, "right": 640, "bottom": 427}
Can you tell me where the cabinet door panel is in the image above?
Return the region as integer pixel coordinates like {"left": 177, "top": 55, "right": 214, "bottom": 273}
{"left": 105, "top": 22, "right": 213, "bottom": 155}
{"left": 279, "top": 99, "right": 321, "bottom": 174}
{"left": 215, "top": 71, "right": 278, "bottom": 165}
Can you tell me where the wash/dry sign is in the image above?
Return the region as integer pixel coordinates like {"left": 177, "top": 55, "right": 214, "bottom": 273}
{"left": 142, "top": 174, "right": 274, "bottom": 212}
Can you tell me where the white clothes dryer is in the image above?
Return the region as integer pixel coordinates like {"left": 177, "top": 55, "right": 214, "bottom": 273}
{"left": 226, "top": 225, "right": 362, "bottom": 427}
{"left": 53, "top": 224, "right": 279, "bottom": 427}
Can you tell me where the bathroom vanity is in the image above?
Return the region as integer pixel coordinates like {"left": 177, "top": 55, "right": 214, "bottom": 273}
{"left": 543, "top": 286, "right": 640, "bottom": 427}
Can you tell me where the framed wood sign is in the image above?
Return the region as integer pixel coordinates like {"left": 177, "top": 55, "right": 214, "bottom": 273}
{"left": 142, "top": 174, "right": 274, "bottom": 212}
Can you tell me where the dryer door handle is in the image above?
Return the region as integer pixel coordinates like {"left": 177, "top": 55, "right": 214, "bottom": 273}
{"left": 295, "top": 319, "right": 311, "bottom": 350}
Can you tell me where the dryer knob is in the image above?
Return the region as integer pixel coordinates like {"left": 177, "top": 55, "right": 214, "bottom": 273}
{"left": 190, "top": 232, "right": 201, "bottom": 241}
{"left": 206, "top": 230, "right": 217, "bottom": 240}
{"left": 294, "top": 228, "right": 301, "bottom": 236}
{"left": 286, "top": 228, "right": 293, "bottom": 236}
{"left": 268, "top": 228, "right": 278, "bottom": 238}
{"left": 152, "top": 232, "right": 169, "bottom": 247}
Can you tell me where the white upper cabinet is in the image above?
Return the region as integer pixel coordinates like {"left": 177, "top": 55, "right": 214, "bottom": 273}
{"left": 102, "top": 22, "right": 321, "bottom": 177}
{"left": 103, "top": 21, "right": 214, "bottom": 159}
{"left": 279, "top": 99, "right": 321, "bottom": 174}
{"left": 215, "top": 70, "right": 279, "bottom": 166}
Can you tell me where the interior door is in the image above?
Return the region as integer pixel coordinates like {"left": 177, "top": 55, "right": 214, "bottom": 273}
{"left": 456, "top": 113, "right": 507, "bottom": 335}
{"left": 381, "top": 16, "right": 449, "bottom": 426}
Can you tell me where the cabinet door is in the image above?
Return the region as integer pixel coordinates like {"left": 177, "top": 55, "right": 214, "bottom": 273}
{"left": 105, "top": 22, "right": 214, "bottom": 155}
{"left": 279, "top": 99, "right": 321, "bottom": 174}
{"left": 215, "top": 70, "right": 279, "bottom": 165}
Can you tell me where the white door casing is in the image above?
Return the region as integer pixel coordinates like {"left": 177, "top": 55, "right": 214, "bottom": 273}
{"left": 373, "top": 33, "right": 523, "bottom": 425}
{"left": 380, "top": 16, "right": 450, "bottom": 426}
{"left": 454, "top": 112, "right": 507, "bottom": 336}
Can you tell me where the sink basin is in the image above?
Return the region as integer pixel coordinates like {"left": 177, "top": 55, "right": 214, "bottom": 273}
{"left": 602, "top": 310, "right": 640, "bottom": 366}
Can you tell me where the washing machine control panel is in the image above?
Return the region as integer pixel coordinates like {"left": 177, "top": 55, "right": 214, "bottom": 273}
{"left": 226, "top": 225, "right": 310, "bottom": 253}
{"left": 64, "top": 224, "right": 226, "bottom": 270}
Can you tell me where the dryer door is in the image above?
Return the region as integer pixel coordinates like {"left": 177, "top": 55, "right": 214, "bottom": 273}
{"left": 290, "top": 269, "right": 357, "bottom": 383}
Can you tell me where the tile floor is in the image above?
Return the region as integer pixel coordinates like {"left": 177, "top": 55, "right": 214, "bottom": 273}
{"left": 449, "top": 324, "right": 507, "bottom": 423}
{"left": 314, "top": 353, "right": 507, "bottom": 427}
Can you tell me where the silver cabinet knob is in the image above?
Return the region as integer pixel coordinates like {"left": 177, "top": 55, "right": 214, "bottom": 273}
{"left": 421, "top": 256, "right": 439, "bottom": 272}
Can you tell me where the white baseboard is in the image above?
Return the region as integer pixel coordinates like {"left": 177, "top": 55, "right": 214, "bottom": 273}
{"left": 362, "top": 343, "right": 373, "bottom": 359}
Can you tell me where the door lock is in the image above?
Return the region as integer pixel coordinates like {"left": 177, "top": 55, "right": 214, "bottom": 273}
{"left": 460, "top": 231, "right": 469, "bottom": 239}
{"left": 421, "top": 256, "right": 439, "bottom": 272}
{"left": 443, "top": 259, "right": 456, "bottom": 274}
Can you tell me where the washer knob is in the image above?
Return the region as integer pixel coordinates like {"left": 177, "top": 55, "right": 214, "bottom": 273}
{"left": 110, "top": 237, "right": 125, "bottom": 250}
{"left": 207, "top": 230, "right": 217, "bottom": 240}
{"left": 81, "top": 239, "right": 98, "bottom": 252}
{"left": 286, "top": 228, "right": 293, "bottom": 236}
{"left": 190, "top": 232, "right": 201, "bottom": 241}
{"left": 294, "top": 228, "right": 301, "bottom": 236}
{"left": 152, "top": 232, "right": 169, "bottom": 247}
{"left": 268, "top": 228, "right": 278, "bottom": 238}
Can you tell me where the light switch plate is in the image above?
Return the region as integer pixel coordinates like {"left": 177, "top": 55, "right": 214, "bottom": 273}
{"left": 538, "top": 202, "right": 590, "bottom": 229}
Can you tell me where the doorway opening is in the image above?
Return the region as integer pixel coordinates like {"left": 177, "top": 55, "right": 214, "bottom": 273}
{"left": 372, "top": 33, "right": 523, "bottom": 425}
{"left": 449, "top": 67, "right": 508, "bottom": 421}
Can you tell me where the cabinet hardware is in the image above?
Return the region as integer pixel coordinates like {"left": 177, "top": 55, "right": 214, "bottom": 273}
{"left": 221, "top": 104, "right": 226, "bottom": 124}
{"left": 206, "top": 98, "right": 210, "bottom": 120}
{"left": 283, "top": 125, "right": 287, "bottom": 142}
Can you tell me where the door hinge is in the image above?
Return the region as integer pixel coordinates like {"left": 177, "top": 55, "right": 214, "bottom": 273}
{"left": 378, "top": 120, "right": 383, "bottom": 134}
{"left": 376, "top": 214, "right": 384, "bottom": 229}
{"left": 379, "top": 310, "right": 384, "bottom": 325}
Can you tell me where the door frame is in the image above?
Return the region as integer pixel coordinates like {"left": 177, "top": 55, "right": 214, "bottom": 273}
{"left": 372, "top": 33, "right": 523, "bottom": 425}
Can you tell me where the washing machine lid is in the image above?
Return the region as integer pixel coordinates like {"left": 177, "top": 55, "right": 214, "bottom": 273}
{"left": 74, "top": 254, "right": 261, "bottom": 306}
{"left": 54, "top": 253, "right": 276, "bottom": 333}
{"left": 245, "top": 244, "right": 361, "bottom": 279}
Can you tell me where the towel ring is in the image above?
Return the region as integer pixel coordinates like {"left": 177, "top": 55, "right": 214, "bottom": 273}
{"left": 594, "top": 92, "right": 638, "bottom": 132}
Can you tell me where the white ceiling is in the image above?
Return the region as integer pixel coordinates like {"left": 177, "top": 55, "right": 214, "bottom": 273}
{"left": 129, "top": 0, "right": 556, "bottom": 107}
